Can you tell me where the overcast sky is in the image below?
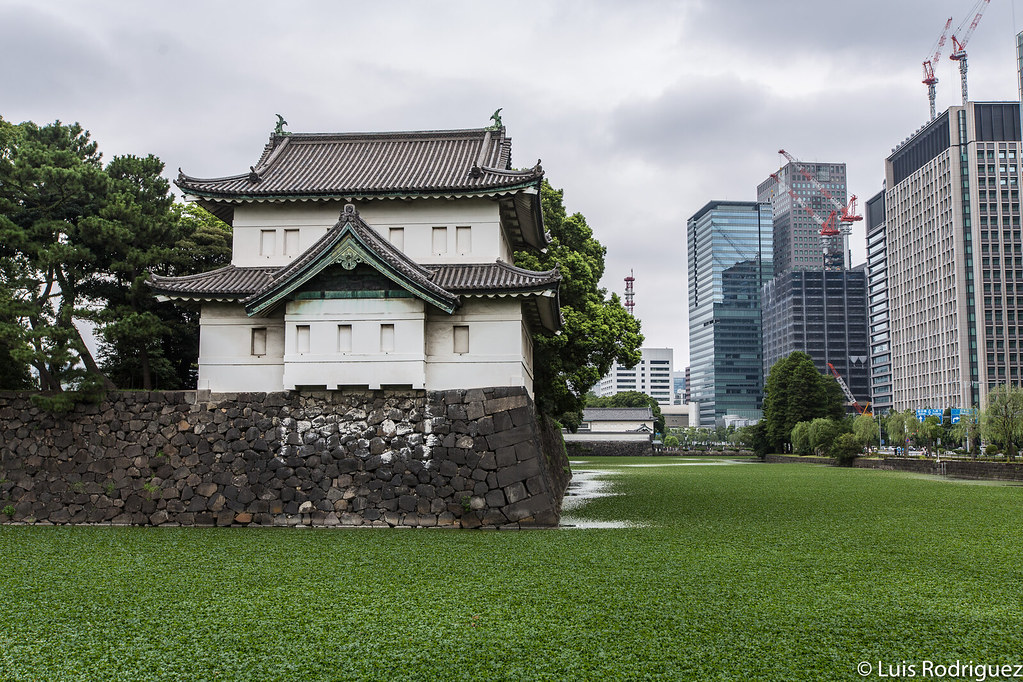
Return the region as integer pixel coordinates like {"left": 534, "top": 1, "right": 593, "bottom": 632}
{"left": 4, "top": 0, "right": 1023, "bottom": 366}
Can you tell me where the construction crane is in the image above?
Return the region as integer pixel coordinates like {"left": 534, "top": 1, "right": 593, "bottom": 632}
{"left": 923, "top": 17, "right": 954, "bottom": 121}
{"left": 778, "top": 149, "right": 861, "bottom": 235}
{"left": 770, "top": 172, "right": 844, "bottom": 271}
{"left": 827, "top": 362, "right": 869, "bottom": 415}
{"left": 950, "top": 0, "right": 991, "bottom": 104}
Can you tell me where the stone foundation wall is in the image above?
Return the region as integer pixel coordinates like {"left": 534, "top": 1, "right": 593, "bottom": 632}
{"left": 564, "top": 439, "right": 653, "bottom": 458}
{"left": 765, "top": 454, "right": 1023, "bottom": 481}
{"left": 0, "top": 387, "right": 570, "bottom": 528}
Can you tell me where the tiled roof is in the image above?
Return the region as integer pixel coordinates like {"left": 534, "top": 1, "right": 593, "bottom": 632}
{"left": 176, "top": 128, "right": 542, "bottom": 199}
{"left": 151, "top": 260, "right": 560, "bottom": 300}
{"left": 426, "top": 261, "right": 560, "bottom": 294}
{"left": 149, "top": 266, "right": 278, "bottom": 300}
{"left": 582, "top": 407, "right": 654, "bottom": 422}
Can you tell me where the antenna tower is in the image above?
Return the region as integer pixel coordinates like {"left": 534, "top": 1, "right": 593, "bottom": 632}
{"left": 624, "top": 270, "right": 635, "bottom": 315}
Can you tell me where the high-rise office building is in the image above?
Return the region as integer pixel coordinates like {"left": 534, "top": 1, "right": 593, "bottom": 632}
{"left": 757, "top": 161, "right": 850, "bottom": 274}
{"left": 687, "top": 201, "right": 773, "bottom": 426}
{"left": 865, "top": 190, "right": 893, "bottom": 414}
{"left": 595, "top": 347, "right": 674, "bottom": 405}
{"left": 761, "top": 269, "right": 870, "bottom": 408}
{"left": 885, "top": 101, "right": 1022, "bottom": 411}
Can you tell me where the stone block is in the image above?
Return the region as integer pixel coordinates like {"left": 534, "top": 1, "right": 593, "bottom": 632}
{"left": 504, "top": 481, "right": 528, "bottom": 504}
{"left": 486, "top": 424, "right": 533, "bottom": 451}
{"left": 485, "top": 489, "right": 506, "bottom": 508}
{"left": 485, "top": 394, "right": 528, "bottom": 415}
{"left": 496, "top": 458, "right": 542, "bottom": 488}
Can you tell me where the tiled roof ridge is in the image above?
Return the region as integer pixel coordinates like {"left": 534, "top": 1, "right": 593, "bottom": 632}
{"left": 174, "top": 125, "right": 544, "bottom": 197}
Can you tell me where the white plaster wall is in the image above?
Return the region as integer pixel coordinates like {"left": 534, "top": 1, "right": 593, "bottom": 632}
{"left": 425, "top": 298, "right": 532, "bottom": 394}
{"left": 282, "top": 297, "right": 427, "bottom": 390}
{"left": 198, "top": 303, "right": 285, "bottom": 392}
{"left": 229, "top": 198, "right": 513, "bottom": 267}
{"left": 585, "top": 420, "right": 654, "bottom": 433}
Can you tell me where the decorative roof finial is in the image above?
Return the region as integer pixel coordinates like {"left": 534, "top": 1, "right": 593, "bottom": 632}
{"left": 340, "top": 203, "right": 359, "bottom": 221}
{"left": 487, "top": 108, "right": 503, "bottom": 130}
{"left": 274, "top": 114, "right": 290, "bottom": 136}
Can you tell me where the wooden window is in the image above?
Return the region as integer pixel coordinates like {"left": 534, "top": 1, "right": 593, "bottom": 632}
{"left": 337, "top": 324, "right": 352, "bottom": 353}
{"left": 453, "top": 325, "right": 469, "bottom": 354}
{"left": 432, "top": 226, "right": 447, "bottom": 255}
{"left": 260, "top": 229, "right": 276, "bottom": 256}
{"left": 251, "top": 328, "right": 267, "bottom": 356}
{"left": 380, "top": 324, "right": 395, "bottom": 353}
{"left": 456, "top": 226, "right": 471, "bottom": 255}
{"left": 296, "top": 325, "right": 310, "bottom": 354}
{"left": 389, "top": 227, "right": 404, "bottom": 251}
{"left": 283, "top": 229, "right": 300, "bottom": 255}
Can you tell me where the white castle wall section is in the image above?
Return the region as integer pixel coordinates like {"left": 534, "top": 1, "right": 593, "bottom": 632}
{"left": 425, "top": 298, "right": 533, "bottom": 396}
{"left": 198, "top": 304, "right": 285, "bottom": 392}
{"left": 229, "top": 198, "right": 513, "bottom": 268}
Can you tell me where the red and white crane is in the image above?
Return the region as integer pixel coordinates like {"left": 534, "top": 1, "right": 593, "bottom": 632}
{"left": 828, "top": 362, "right": 869, "bottom": 415}
{"left": 778, "top": 149, "right": 862, "bottom": 232}
{"left": 770, "top": 172, "right": 843, "bottom": 271}
{"left": 950, "top": 0, "right": 991, "bottom": 104}
{"left": 922, "top": 17, "right": 954, "bottom": 121}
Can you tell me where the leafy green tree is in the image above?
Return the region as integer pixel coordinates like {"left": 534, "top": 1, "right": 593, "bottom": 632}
{"left": 951, "top": 409, "right": 981, "bottom": 455}
{"left": 791, "top": 421, "right": 812, "bottom": 455}
{"left": 982, "top": 385, "right": 1023, "bottom": 461}
{"left": 96, "top": 177, "right": 232, "bottom": 390}
{"left": 886, "top": 409, "right": 919, "bottom": 454}
{"left": 515, "top": 181, "right": 643, "bottom": 422}
{"left": 807, "top": 417, "right": 841, "bottom": 457}
{"left": 663, "top": 435, "right": 679, "bottom": 448}
{"left": 0, "top": 117, "right": 232, "bottom": 397}
{"left": 915, "top": 416, "right": 942, "bottom": 455}
{"left": 0, "top": 118, "right": 113, "bottom": 394}
{"left": 762, "top": 352, "right": 845, "bottom": 452}
{"left": 831, "top": 432, "right": 863, "bottom": 466}
{"left": 852, "top": 414, "right": 879, "bottom": 453}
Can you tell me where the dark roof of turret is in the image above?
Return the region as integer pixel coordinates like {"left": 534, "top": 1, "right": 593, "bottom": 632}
{"left": 176, "top": 127, "right": 542, "bottom": 199}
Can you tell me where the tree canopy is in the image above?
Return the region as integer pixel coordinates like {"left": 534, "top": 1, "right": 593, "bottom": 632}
{"left": 514, "top": 181, "right": 643, "bottom": 422}
{"left": 761, "top": 351, "right": 845, "bottom": 452}
{"left": 0, "top": 117, "right": 231, "bottom": 400}
{"left": 982, "top": 384, "right": 1023, "bottom": 461}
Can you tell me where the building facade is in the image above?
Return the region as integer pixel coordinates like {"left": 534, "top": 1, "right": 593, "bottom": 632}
{"left": 594, "top": 347, "right": 673, "bottom": 405}
{"left": 150, "top": 126, "right": 561, "bottom": 395}
{"left": 885, "top": 102, "right": 1022, "bottom": 411}
{"left": 757, "top": 161, "right": 850, "bottom": 274}
{"left": 687, "top": 201, "right": 773, "bottom": 426}
{"left": 865, "top": 190, "right": 894, "bottom": 414}
{"left": 761, "top": 269, "right": 870, "bottom": 408}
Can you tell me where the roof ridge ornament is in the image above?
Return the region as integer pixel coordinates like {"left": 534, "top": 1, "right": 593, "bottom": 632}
{"left": 274, "top": 113, "right": 291, "bottom": 136}
{"left": 248, "top": 166, "right": 261, "bottom": 183}
{"left": 340, "top": 203, "right": 359, "bottom": 221}
{"left": 487, "top": 108, "right": 503, "bottom": 131}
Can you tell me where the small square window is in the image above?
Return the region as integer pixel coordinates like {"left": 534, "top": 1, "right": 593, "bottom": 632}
{"left": 380, "top": 324, "right": 395, "bottom": 353}
{"left": 251, "top": 328, "right": 267, "bottom": 356}
{"left": 453, "top": 325, "right": 469, "bottom": 354}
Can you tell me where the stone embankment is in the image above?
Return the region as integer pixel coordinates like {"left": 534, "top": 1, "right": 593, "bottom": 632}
{"left": 765, "top": 454, "right": 1023, "bottom": 481}
{"left": 0, "top": 387, "right": 570, "bottom": 528}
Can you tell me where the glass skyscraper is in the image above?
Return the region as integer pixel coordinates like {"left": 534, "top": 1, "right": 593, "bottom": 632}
{"left": 687, "top": 201, "right": 773, "bottom": 426}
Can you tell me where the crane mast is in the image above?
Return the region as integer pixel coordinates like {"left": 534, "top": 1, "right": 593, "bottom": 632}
{"left": 949, "top": 0, "right": 991, "bottom": 104}
{"left": 922, "top": 17, "right": 954, "bottom": 121}
{"left": 770, "top": 172, "right": 843, "bottom": 271}
{"left": 778, "top": 149, "right": 861, "bottom": 235}
{"left": 828, "top": 362, "right": 867, "bottom": 415}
